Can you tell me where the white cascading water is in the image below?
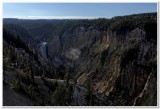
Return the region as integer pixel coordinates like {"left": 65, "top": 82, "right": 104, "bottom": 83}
{"left": 39, "top": 42, "right": 48, "bottom": 59}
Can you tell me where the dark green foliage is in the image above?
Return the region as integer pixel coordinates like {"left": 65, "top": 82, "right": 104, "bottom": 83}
{"left": 10, "top": 48, "right": 16, "bottom": 62}
{"left": 3, "top": 29, "right": 30, "bottom": 53}
{"left": 12, "top": 73, "right": 21, "bottom": 90}
{"left": 51, "top": 84, "right": 73, "bottom": 106}
{"left": 85, "top": 78, "right": 93, "bottom": 106}
{"left": 27, "top": 84, "right": 35, "bottom": 98}
{"left": 64, "top": 70, "right": 69, "bottom": 86}
{"left": 120, "top": 44, "right": 139, "bottom": 68}
{"left": 110, "top": 12, "right": 157, "bottom": 37}
{"left": 65, "top": 84, "right": 73, "bottom": 105}
{"left": 3, "top": 24, "right": 34, "bottom": 43}
{"left": 55, "top": 65, "right": 66, "bottom": 79}
{"left": 23, "top": 63, "right": 35, "bottom": 85}
{"left": 41, "top": 68, "right": 45, "bottom": 79}
{"left": 144, "top": 22, "right": 157, "bottom": 42}
{"left": 51, "top": 85, "right": 65, "bottom": 106}
{"left": 28, "top": 63, "right": 34, "bottom": 83}
{"left": 43, "top": 79, "right": 58, "bottom": 92}
{"left": 3, "top": 62, "right": 7, "bottom": 81}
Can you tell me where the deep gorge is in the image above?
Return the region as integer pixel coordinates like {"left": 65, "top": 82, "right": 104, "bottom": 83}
{"left": 3, "top": 12, "right": 157, "bottom": 106}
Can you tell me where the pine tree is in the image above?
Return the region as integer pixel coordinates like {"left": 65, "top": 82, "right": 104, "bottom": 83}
{"left": 12, "top": 73, "right": 21, "bottom": 90}
{"left": 64, "top": 69, "right": 69, "bottom": 87}
{"left": 41, "top": 67, "right": 45, "bottom": 79}
{"left": 51, "top": 85, "right": 66, "bottom": 106}
{"left": 85, "top": 78, "right": 93, "bottom": 106}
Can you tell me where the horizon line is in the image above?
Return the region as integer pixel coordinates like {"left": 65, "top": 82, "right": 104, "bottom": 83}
{"left": 3, "top": 12, "right": 157, "bottom": 20}
{"left": 3, "top": 16, "right": 112, "bottom": 20}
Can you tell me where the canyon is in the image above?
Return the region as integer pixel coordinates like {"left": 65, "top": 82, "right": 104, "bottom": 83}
{"left": 3, "top": 12, "right": 157, "bottom": 106}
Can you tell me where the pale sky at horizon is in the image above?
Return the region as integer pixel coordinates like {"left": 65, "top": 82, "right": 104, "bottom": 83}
{"left": 3, "top": 3, "right": 157, "bottom": 19}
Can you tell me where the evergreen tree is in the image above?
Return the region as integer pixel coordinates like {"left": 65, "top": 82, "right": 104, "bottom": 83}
{"left": 12, "top": 73, "right": 21, "bottom": 90}
{"left": 64, "top": 69, "right": 69, "bottom": 87}
{"left": 26, "top": 61, "right": 34, "bottom": 83}
{"left": 51, "top": 84, "right": 73, "bottom": 106}
{"left": 85, "top": 78, "right": 93, "bottom": 105}
{"left": 51, "top": 85, "right": 66, "bottom": 106}
{"left": 41, "top": 67, "right": 45, "bottom": 79}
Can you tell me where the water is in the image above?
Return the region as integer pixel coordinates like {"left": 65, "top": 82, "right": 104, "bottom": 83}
{"left": 39, "top": 42, "right": 48, "bottom": 59}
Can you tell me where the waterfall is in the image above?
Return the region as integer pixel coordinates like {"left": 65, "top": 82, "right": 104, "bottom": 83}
{"left": 39, "top": 42, "right": 48, "bottom": 59}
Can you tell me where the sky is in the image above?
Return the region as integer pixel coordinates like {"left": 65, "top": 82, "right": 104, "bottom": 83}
{"left": 3, "top": 3, "right": 157, "bottom": 19}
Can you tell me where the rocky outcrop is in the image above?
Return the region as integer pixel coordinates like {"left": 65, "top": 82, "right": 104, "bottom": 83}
{"left": 47, "top": 25, "right": 156, "bottom": 106}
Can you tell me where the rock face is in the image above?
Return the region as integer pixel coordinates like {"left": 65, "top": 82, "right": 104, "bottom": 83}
{"left": 46, "top": 20, "right": 157, "bottom": 105}
{"left": 48, "top": 27, "right": 107, "bottom": 72}
{"left": 3, "top": 12, "right": 157, "bottom": 106}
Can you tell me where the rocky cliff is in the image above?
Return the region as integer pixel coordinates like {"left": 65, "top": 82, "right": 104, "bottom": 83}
{"left": 3, "top": 12, "right": 157, "bottom": 106}
{"left": 46, "top": 13, "right": 157, "bottom": 106}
